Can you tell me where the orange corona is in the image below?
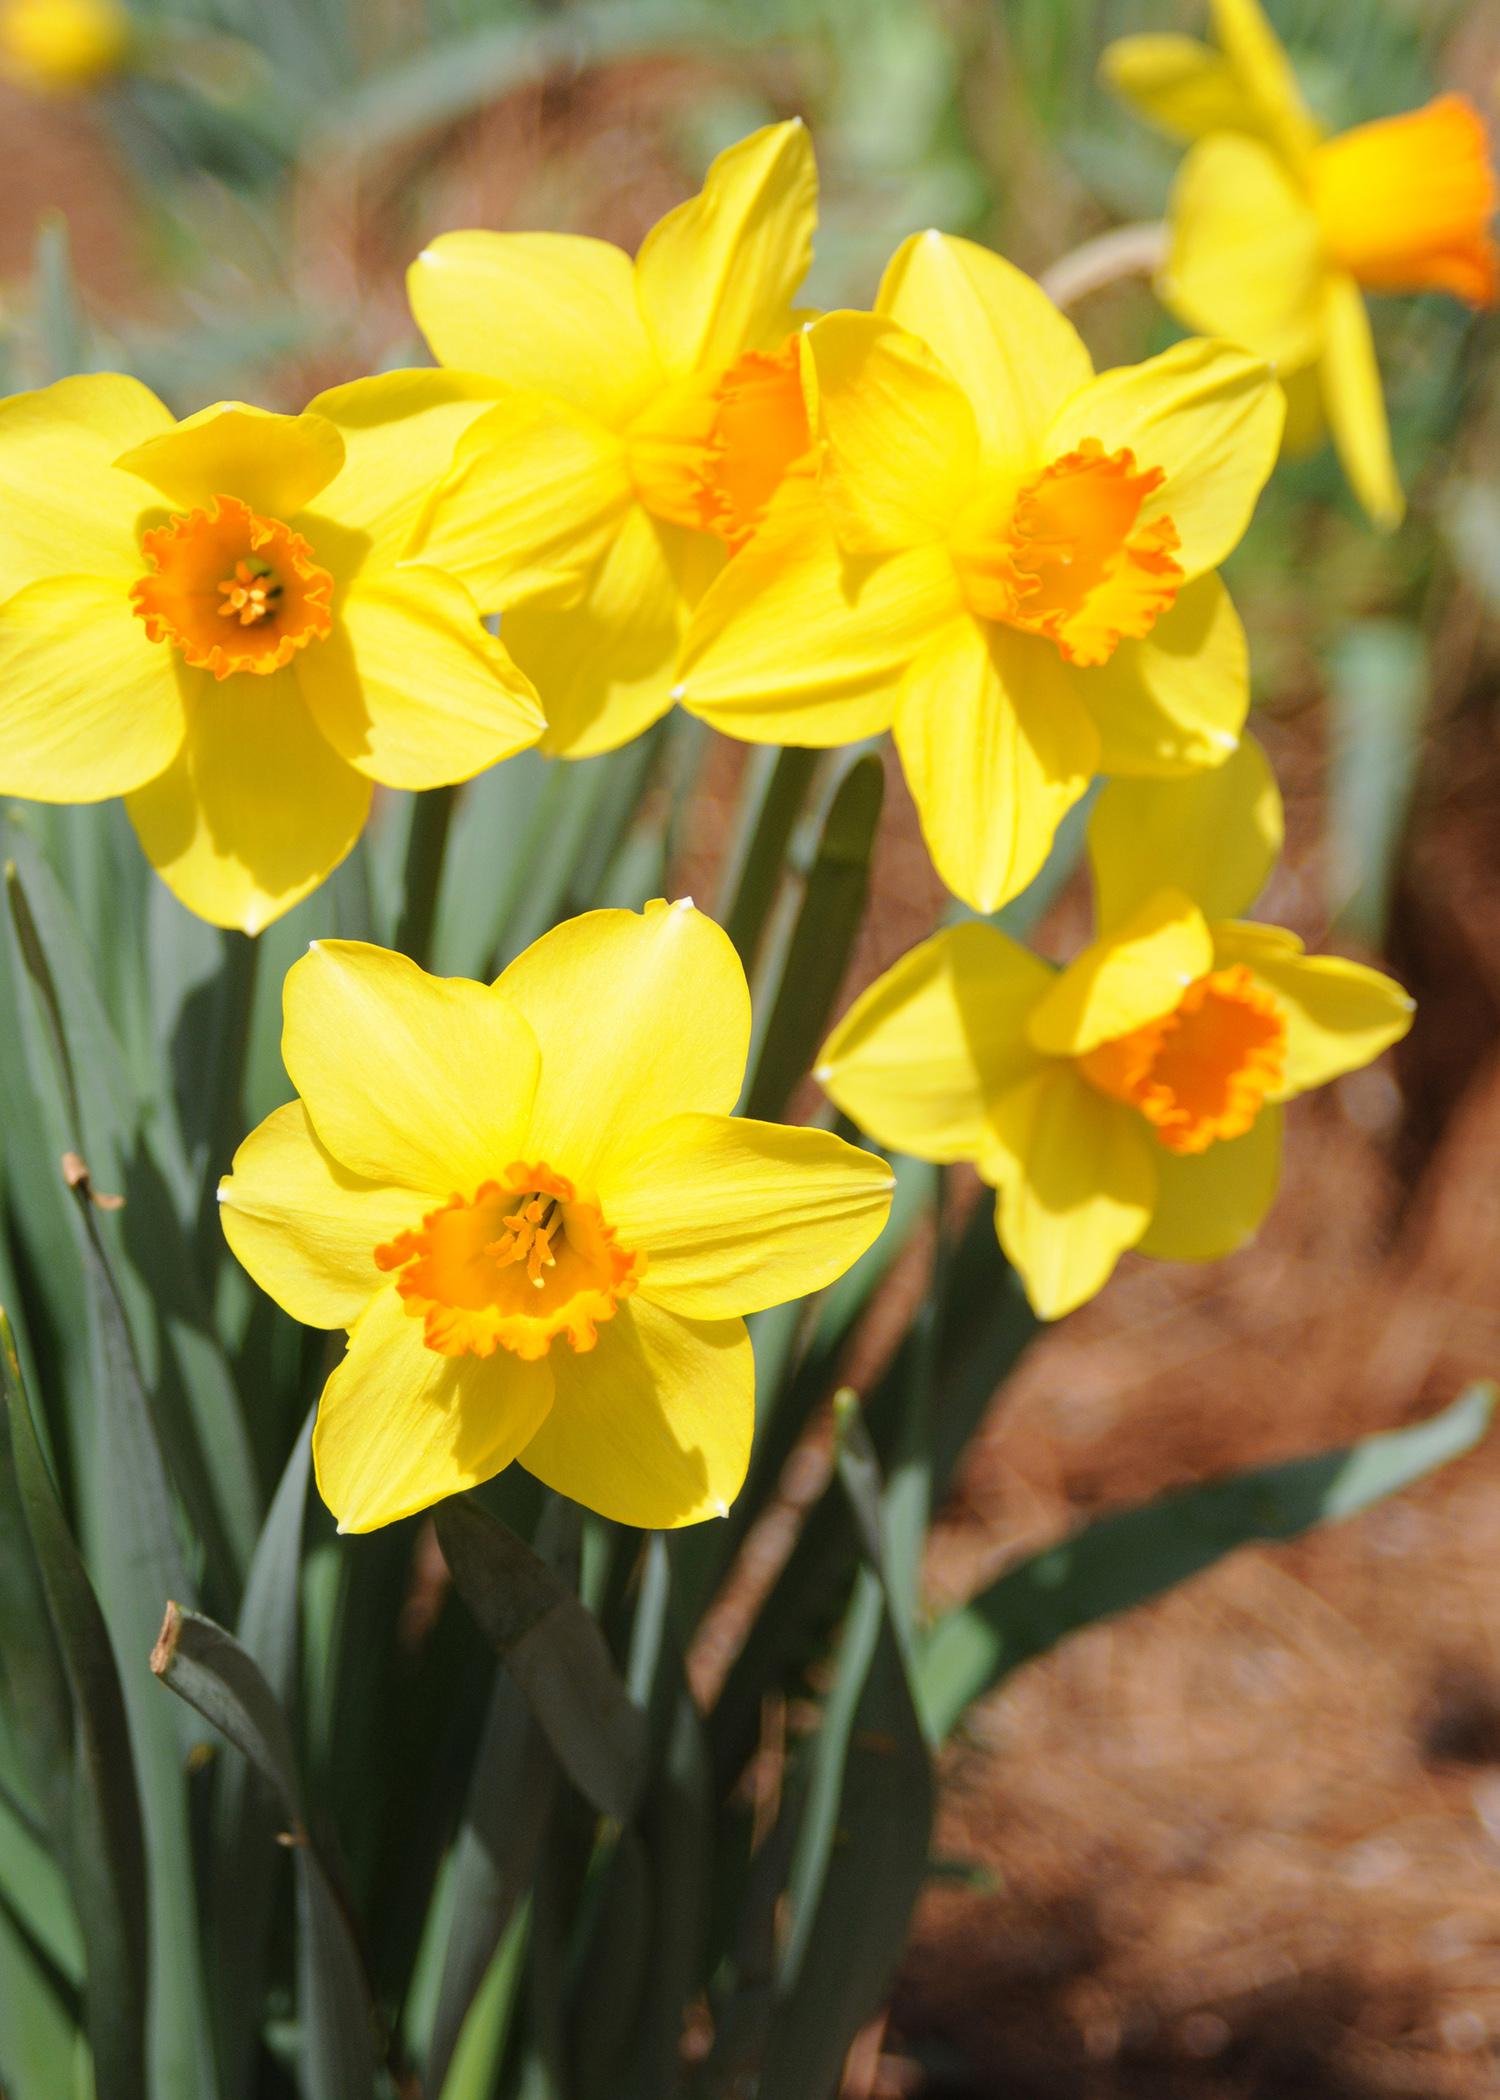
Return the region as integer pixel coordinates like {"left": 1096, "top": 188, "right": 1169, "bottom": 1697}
{"left": 626, "top": 337, "right": 812, "bottom": 551}
{"left": 1079, "top": 965, "right": 1286, "bottom": 1154}
{"left": 375, "top": 1162, "right": 641, "bottom": 1362}
{"left": 951, "top": 440, "right": 1183, "bottom": 667}
{"left": 130, "top": 494, "right": 334, "bottom": 680}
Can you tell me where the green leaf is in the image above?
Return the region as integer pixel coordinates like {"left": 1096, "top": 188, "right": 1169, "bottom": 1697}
{"left": 920, "top": 1382, "right": 1496, "bottom": 1740}
{"left": 2, "top": 1311, "right": 148, "bottom": 2100}
{"left": 759, "top": 1582, "right": 933, "bottom": 2100}
{"left": 744, "top": 753, "right": 884, "bottom": 1121}
{"left": 208, "top": 1418, "right": 313, "bottom": 2096}
{"left": 150, "top": 1604, "right": 379, "bottom": 2100}
{"left": 435, "top": 1499, "right": 648, "bottom": 1820}
{"left": 425, "top": 1671, "right": 556, "bottom": 2095}
{"left": 1326, "top": 619, "right": 1427, "bottom": 945}
{"left": 718, "top": 746, "right": 821, "bottom": 973}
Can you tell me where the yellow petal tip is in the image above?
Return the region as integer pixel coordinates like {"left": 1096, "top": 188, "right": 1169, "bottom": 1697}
{"left": 672, "top": 895, "right": 696, "bottom": 912}
{"left": 670, "top": 682, "right": 687, "bottom": 702}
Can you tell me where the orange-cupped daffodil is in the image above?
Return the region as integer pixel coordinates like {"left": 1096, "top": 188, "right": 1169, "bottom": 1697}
{"left": 675, "top": 231, "right": 1283, "bottom": 916}
{"left": 219, "top": 900, "right": 893, "bottom": 1532}
{"left": 816, "top": 738, "right": 1412, "bottom": 1319}
{"left": 0, "top": 0, "right": 129, "bottom": 93}
{"left": 1104, "top": 0, "right": 1497, "bottom": 528}
{"left": 404, "top": 120, "right": 820, "bottom": 760}
{"left": 0, "top": 372, "right": 543, "bottom": 931}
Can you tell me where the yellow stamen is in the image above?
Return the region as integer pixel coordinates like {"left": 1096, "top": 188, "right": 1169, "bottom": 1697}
{"left": 374, "top": 1162, "right": 640, "bottom": 1361}
{"left": 130, "top": 494, "right": 333, "bottom": 681}
{"left": 1078, "top": 964, "right": 1286, "bottom": 1154}
{"left": 951, "top": 439, "right": 1183, "bottom": 666}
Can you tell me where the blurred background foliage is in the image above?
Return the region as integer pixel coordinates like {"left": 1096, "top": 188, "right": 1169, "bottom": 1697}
{"left": 3, "top": 1, "right": 1500, "bottom": 2097}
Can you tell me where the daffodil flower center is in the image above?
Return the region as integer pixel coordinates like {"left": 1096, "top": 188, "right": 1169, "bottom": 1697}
{"left": 374, "top": 1162, "right": 641, "bottom": 1362}
{"left": 1310, "top": 95, "right": 1498, "bottom": 306}
{"left": 130, "top": 493, "right": 334, "bottom": 681}
{"left": 625, "top": 338, "right": 812, "bottom": 551}
{"left": 1078, "top": 964, "right": 1286, "bottom": 1154}
{"left": 950, "top": 439, "right": 1183, "bottom": 666}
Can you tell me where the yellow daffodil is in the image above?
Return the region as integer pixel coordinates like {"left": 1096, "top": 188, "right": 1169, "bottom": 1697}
{"left": 219, "top": 900, "right": 893, "bottom": 1532}
{"left": 1104, "top": 0, "right": 1498, "bottom": 528}
{"left": 675, "top": 231, "right": 1283, "bottom": 915}
{"left": 0, "top": 372, "right": 543, "bottom": 931}
{"left": 0, "top": 0, "right": 128, "bottom": 93}
{"left": 404, "top": 120, "right": 820, "bottom": 759}
{"left": 816, "top": 738, "right": 1412, "bottom": 1318}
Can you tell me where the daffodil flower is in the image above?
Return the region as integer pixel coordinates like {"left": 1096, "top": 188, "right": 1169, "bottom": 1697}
{"left": 0, "top": 0, "right": 128, "bottom": 93}
{"left": 675, "top": 231, "right": 1283, "bottom": 915}
{"left": 816, "top": 739, "right": 1412, "bottom": 1319}
{"left": 404, "top": 120, "right": 820, "bottom": 759}
{"left": 0, "top": 373, "right": 543, "bottom": 931}
{"left": 1104, "top": 0, "right": 1497, "bottom": 528}
{"left": 219, "top": 900, "right": 893, "bottom": 1532}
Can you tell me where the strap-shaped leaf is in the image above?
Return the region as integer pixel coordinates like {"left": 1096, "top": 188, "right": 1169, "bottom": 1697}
{"left": 151, "top": 1604, "right": 378, "bottom": 2100}
{"left": 920, "top": 1382, "right": 1496, "bottom": 1740}
{"left": 436, "top": 1498, "right": 648, "bottom": 1819}
{"left": 743, "top": 751, "right": 884, "bottom": 1120}
{"left": 2, "top": 1312, "right": 148, "bottom": 2100}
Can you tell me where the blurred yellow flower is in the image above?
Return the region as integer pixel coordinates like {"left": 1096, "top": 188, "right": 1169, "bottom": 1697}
{"left": 220, "top": 901, "right": 893, "bottom": 1532}
{"left": 1104, "top": 0, "right": 1497, "bottom": 528}
{"left": 0, "top": 0, "right": 128, "bottom": 93}
{"left": 0, "top": 372, "right": 543, "bottom": 931}
{"left": 817, "top": 739, "right": 1413, "bottom": 1319}
{"left": 404, "top": 120, "right": 819, "bottom": 759}
{"left": 677, "top": 232, "right": 1283, "bottom": 914}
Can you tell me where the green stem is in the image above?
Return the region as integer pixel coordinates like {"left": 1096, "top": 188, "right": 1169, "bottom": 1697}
{"left": 197, "top": 927, "right": 260, "bottom": 1279}
{"left": 396, "top": 784, "right": 458, "bottom": 966}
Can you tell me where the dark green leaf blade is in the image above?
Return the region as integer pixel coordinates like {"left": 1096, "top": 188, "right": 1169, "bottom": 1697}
{"left": 921, "top": 1382, "right": 1496, "bottom": 1740}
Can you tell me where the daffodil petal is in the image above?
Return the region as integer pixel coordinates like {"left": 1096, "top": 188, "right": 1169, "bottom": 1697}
{"left": 809, "top": 311, "right": 979, "bottom": 553}
{"left": 1161, "top": 133, "right": 1326, "bottom": 368}
{"left": 1077, "top": 573, "right": 1248, "bottom": 777}
{"left": 1027, "top": 888, "right": 1214, "bottom": 1056}
{"left": 520, "top": 1298, "right": 751, "bottom": 1527}
{"left": 893, "top": 617, "right": 1099, "bottom": 916}
{"left": 1089, "top": 734, "right": 1282, "bottom": 934}
{"left": 1210, "top": 0, "right": 1319, "bottom": 163}
{"left": 1319, "top": 272, "right": 1403, "bottom": 530}
{"left": 984, "top": 1067, "right": 1156, "bottom": 1320}
{"left": 303, "top": 370, "right": 504, "bottom": 560}
{"left": 1137, "top": 1104, "right": 1283, "bottom": 1261}
{"left": 1101, "top": 33, "right": 1256, "bottom": 140}
{"left": 125, "top": 667, "right": 369, "bottom": 934}
{"left": 218, "top": 1101, "right": 421, "bottom": 1328}
{"left": 409, "top": 231, "right": 660, "bottom": 428}
{"left": 634, "top": 120, "right": 817, "bottom": 375}
{"left": 876, "top": 231, "right": 1093, "bottom": 460}
{"left": 408, "top": 392, "right": 633, "bottom": 611}
{"left": 1044, "top": 339, "right": 1283, "bottom": 581}
{"left": 0, "top": 575, "right": 184, "bottom": 799}
{"left": 114, "top": 403, "right": 344, "bottom": 519}
{"left": 505, "top": 506, "right": 688, "bottom": 760}
{"left": 0, "top": 373, "right": 170, "bottom": 588}
{"left": 281, "top": 940, "right": 541, "bottom": 1194}
{"left": 1211, "top": 927, "right": 1414, "bottom": 1098}
{"left": 677, "top": 508, "right": 959, "bottom": 746}
{"left": 599, "top": 1114, "right": 893, "bottom": 1318}
{"left": 816, "top": 922, "right": 1053, "bottom": 1162}
{"left": 296, "top": 564, "right": 542, "bottom": 790}
{"left": 496, "top": 900, "right": 749, "bottom": 1178}
{"left": 315, "top": 1287, "right": 555, "bottom": 1533}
